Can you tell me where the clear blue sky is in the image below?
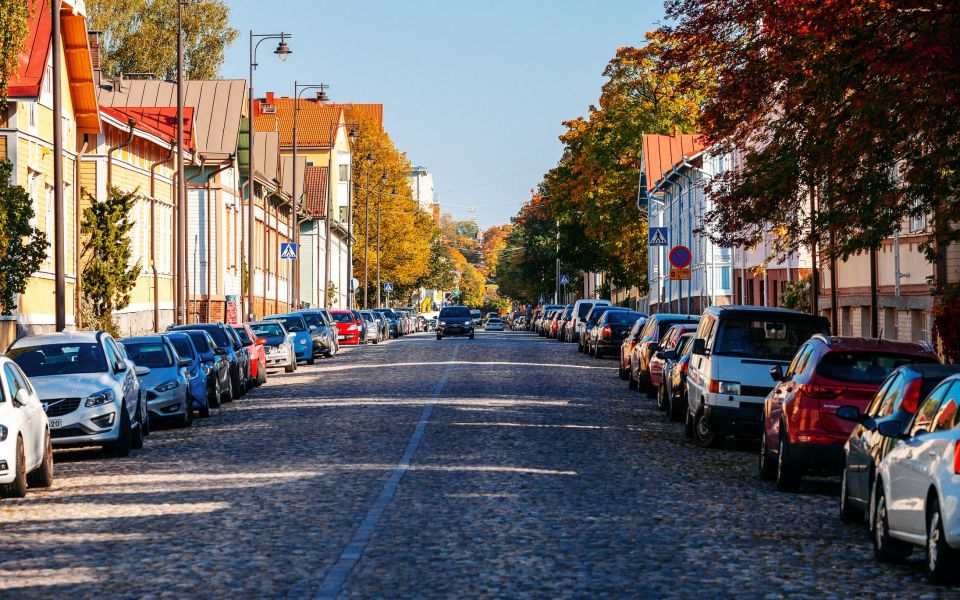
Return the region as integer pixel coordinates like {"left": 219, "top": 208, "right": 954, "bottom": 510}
{"left": 220, "top": 0, "right": 665, "bottom": 229}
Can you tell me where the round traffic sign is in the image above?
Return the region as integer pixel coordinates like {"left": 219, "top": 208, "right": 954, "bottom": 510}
{"left": 669, "top": 245, "right": 692, "bottom": 269}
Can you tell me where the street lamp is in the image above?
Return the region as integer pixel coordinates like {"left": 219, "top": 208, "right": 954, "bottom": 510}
{"left": 291, "top": 81, "right": 328, "bottom": 309}
{"left": 363, "top": 152, "right": 373, "bottom": 308}
{"left": 247, "top": 31, "right": 291, "bottom": 320}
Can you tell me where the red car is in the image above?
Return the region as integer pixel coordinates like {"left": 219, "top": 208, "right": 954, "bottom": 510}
{"left": 330, "top": 309, "right": 363, "bottom": 345}
{"left": 233, "top": 323, "right": 267, "bottom": 386}
{"left": 646, "top": 323, "right": 699, "bottom": 392}
{"left": 759, "top": 335, "right": 938, "bottom": 491}
{"left": 619, "top": 317, "right": 648, "bottom": 381}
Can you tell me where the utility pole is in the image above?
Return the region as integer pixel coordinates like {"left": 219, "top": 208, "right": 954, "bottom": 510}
{"left": 52, "top": 0, "right": 65, "bottom": 331}
{"left": 555, "top": 219, "right": 560, "bottom": 304}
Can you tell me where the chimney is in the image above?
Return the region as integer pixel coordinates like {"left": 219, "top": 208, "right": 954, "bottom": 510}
{"left": 265, "top": 91, "right": 275, "bottom": 104}
{"left": 88, "top": 30, "right": 102, "bottom": 80}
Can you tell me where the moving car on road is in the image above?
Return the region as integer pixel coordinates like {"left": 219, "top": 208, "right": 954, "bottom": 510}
{"left": 248, "top": 320, "right": 297, "bottom": 373}
{"left": 8, "top": 331, "right": 145, "bottom": 457}
{"left": 437, "top": 306, "right": 475, "bottom": 340}
{"left": 485, "top": 317, "right": 505, "bottom": 331}
{"left": 0, "top": 356, "right": 53, "bottom": 499}
{"left": 122, "top": 336, "right": 193, "bottom": 427}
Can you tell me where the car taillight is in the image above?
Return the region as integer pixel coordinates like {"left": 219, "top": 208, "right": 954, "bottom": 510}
{"left": 901, "top": 378, "right": 922, "bottom": 414}
{"left": 953, "top": 441, "right": 960, "bottom": 475}
{"left": 601, "top": 325, "right": 612, "bottom": 338}
{"left": 799, "top": 384, "right": 843, "bottom": 399}
{"left": 708, "top": 379, "right": 718, "bottom": 394}
{"left": 680, "top": 361, "right": 688, "bottom": 375}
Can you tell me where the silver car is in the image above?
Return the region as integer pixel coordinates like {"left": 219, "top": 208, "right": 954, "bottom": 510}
{"left": 359, "top": 311, "right": 381, "bottom": 344}
{"left": 121, "top": 336, "right": 192, "bottom": 428}
{"left": 248, "top": 320, "right": 297, "bottom": 373}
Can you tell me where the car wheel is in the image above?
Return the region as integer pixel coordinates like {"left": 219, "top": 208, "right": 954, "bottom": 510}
{"left": 840, "top": 467, "right": 865, "bottom": 524}
{"left": 27, "top": 432, "right": 54, "bottom": 488}
{"left": 758, "top": 426, "right": 776, "bottom": 482}
{"left": 141, "top": 400, "right": 151, "bottom": 436}
{"left": 684, "top": 409, "right": 695, "bottom": 438}
{"left": 104, "top": 406, "right": 132, "bottom": 458}
{"left": 199, "top": 399, "right": 210, "bottom": 419}
{"left": 437, "top": 333, "right": 442, "bottom": 340}
{"left": 595, "top": 346, "right": 604, "bottom": 359}
{"left": 669, "top": 391, "right": 686, "bottom": 423}
{"left": 775, "top": 432, "right": 800, "bottom": 492}
{"left": 628, "top": 369, "right": 638, "bottom": 390}
{"left": 656, "top": 382, "right": 669, "bottom": 412}
{"left": 618, "top": 363, "right": 628, "bottom": 380}
{"left": 285, "top": 363, "right": 295, "bottom": 373}
{"left": 926, "top": 499, "right": 960, "bottom": 584}
{"left": 221, "top": 380, "right": 234, "bottom": 403}
{"left": 131, "top": 413, "right": 145, "bottom": 450}
{"left": 694, "top": 405, "right": 724, "bottom": 448}
{"left": 179, "top": 403, "right": 194, "bottom": 428}
{"left": 257, "top": 362, "right": 267, "bottom": 385}
{"left": 0, "top": 436, "right": 28, "bottom": 498}
{"left": 469, "top": 332, "right": 475, "bottom": 340}
{"left": 307, "top": 358, "right": 316, "bottom": 366}
{"left": 872, "top": 481, "right": 912, "bottom": 561}
{"left": 209, "top": 380, "right": 221, "bottom": 409}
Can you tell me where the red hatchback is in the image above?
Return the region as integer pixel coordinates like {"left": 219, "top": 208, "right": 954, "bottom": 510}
{"left": 330, "top": 310, "right": 362, "bottom": 345}
{"left": 759, "top": 335, "right": 938, "bottom": 491}
{"left": 233, "top": 323, "right": 267, "bottom": 386}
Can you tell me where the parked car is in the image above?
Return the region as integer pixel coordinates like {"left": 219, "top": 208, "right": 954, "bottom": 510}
{"left": 225, "top": 325, "right": 253, "bottom": 390}
{"left": 233, "top": 324, "right": 267, "bottom": 386}
{"left": 373, "top": 308, "right": 400, "bottom": 339}
{"left": 248, "top": 320, "right": 297, "bottom": 373}
{"left": 555, "top": 306, "right": 573, "bottom": 342}
{"left": 0, "top": 356, "right": 53, "bottom": 499}
{"left": 660, "top": 333, "right": 696, "bottom": 422}
{"left": 647, "top": 323, "right": 700, "bottom": 394}
{"left": 265, "top": 314, "right": 317, "bottom": 364}
{"left": 630, "top": 314, "right": 700, "bottom": 394}
{"left": 294, "top": 309, "right": 339, "bottom": 357}
{"left": 872, "top": 374, "right": 960, "bottom": 582}
{"left": 169, "top": 323, "right": 248, "bottom": 398}
{"left": 835, "top": 364, "right": 960, "bottom": 525}
{"left": 182, "top": 329, "right": 232, "bottom": 404}
{"left": 619, "top": 317, "right": 649, "bottom": 381}
{"left": 372, "top": 311, "right": 390, "bottom": 340}
{"left": 8, "top": 331, "right": 145, "bottom": 456}
{"left": 685, "top": 306, "right": 831, "bottom": 448}
{"left": 360, "top": 311, "right": 382, "bottom": 344}
{"left": 122, "top": 336, "right": 193, "bottom": 427}
{"left": 485, "top": 317, "right": 505, "bottom": 331}
{"left": 163, "top": 332, "right": 213, "bottom": 417}
{"left": 330, "top": 309, "right": 363, "bottom": 345}
{"left": 351, "top": 309, "right": 370, "bottom": 341}
{"left": 513, "top": 316, "right": 526, "bottom": 331}
{"left": 759, "top": 335, "right": 937, "bottom": 490}
{"left": 578, "top": 306, "right": 629, "bottom": 353}
{"left": 437, "top": 305, "right": 475, "bottom": 340}
{"left": 589, "top": 310, "right": 645, "bottom": 358}
{"left": 569, "top": 299, "right": 610, "bottom": 344}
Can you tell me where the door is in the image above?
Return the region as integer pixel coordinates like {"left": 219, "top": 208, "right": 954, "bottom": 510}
{"left": 4, "top": 363, "right": 41, "bottom": 469}
{"left": 851, "top": 375, "right": 900, "bottom": 502}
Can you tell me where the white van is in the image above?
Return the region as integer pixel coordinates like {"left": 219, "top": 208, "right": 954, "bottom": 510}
{"left": 570, "top": 298, "right": 611, "bottom": 344}
{"left": 685, "top": 306, "right": 830, "bottom": 448}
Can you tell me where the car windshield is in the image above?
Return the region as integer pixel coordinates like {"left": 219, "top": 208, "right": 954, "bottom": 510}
{"left": 489, "top": 318, "right": 502, "bottom": 323}
{"left": 9, "top": 343, "right": 109, "bottom": 376}
{"left": 361, "top": 312, "right": 376, "bottom": 322}
{"left": 186, "top": 332, "right": 212, "bottom": 353}
{"left": 168, "top": 337, "right": 194, "bottom": 359}
{"left": 233, "top": 328, "right": 253, "bottom": 344}
{"left": 185, "top": 326, "right": 229, "bottom": 348}
{"left": 274, "top": 316, "right": 306, "bottom": 332}
{"left": 123, "top": 341, "right": 174, "bottom": 368}
{"left": 376, "top": 309, "right": 398, "bottom": 319}
{"left": 577, "top": 303, "right": 594, "bottom": 318}
{"left": 607, "top": 311, "right": 643, "bottom": 325}
{"left": 331, "top": 312, "right": 354, "bottom": 323}
{"left": 440, "top": 306, "right": 472, "bottom": 318}
{"left": 713, "top": 317, "right": 828, "bottom": 360}
{"left": 298, "top": 313, "right": 323, "bottom": 328}
{"left": 658, "top": 320, "right": 696, "bottom": 338}
{"left": 250, "top": 323, "right": 284, "bottom": 337}
{"left": 818, "top": 352, "right": 937, "bottom": 384}
{"left": 588, "top": 307, "right": 623, "bottom": 325}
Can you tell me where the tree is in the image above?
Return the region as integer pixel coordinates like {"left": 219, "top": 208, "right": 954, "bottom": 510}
{"left": 417, "top": 232, "right": 457, "bottom": 292}
{"left": 0, "top": 160, "right": 47, "bottom": 315}
{"left": 80, "top": 187, "right": 141, "bottom": 332}
{"left": 480, "top": 224, "right": 512, "bottom": 278}
{"left": 779, "top": 275, "right": 812, "bottom": 314}
{"left": 88, "top": 0, "right": 238, "bottom": 79}
{"left": 0, "top": 0, "right": 31, "bottom": 104}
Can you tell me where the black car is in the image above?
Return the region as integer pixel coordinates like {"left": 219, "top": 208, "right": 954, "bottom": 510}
{"left": 589, "top": 310, "right": 645, "bottom": 358}
{"left": 169, "top": 323, "right": 247, "bottom": 399}
{"left": 837, "top": 364, "right": 960, "bottom": 525}
{"left": 294, "top": 309, "right": 339, "bottom": 358}
{"left": 657, "top": 332, "right": 695, "bottom": 421}
{"left": 437, "top": 306, "right": 475, "bottom": 340}
{"left": 373, "top": 308, "right": 401, "bottom": 339}
{"left": 578, "top": 306, "right": 629, "bottom": 353}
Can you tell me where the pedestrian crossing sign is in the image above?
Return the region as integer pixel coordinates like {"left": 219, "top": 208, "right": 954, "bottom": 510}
{"left": 280, "top": 242, "right": 298, "bottom": 260}
{"left": 384, "top": 283, "right": 394, "bottom": 292}
{"left": 560, "top": 275, "right": 570, "bottom": 285}
{"left": 649, "top": 227, "right": 668, "bottom": 247}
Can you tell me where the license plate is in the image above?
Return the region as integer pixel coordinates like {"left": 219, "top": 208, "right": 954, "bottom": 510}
{"left": 49, "top": 419, "right": 61, "bottom": 429}
{"left": 338, "top": 335, "right": 348, "bottom": 340}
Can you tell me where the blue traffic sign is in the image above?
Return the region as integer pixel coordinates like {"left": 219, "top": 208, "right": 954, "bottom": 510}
{"left": 559, "top": 275, "right": 570, "bottom": 285}
{"left": 280, "top": 242, "right": 298, "bottom": 259}
{"left": 648, "top": 227, "right": 668, "bottom": 247}
{"left": 383, "top": 283, "right": 394, "bottom": 292}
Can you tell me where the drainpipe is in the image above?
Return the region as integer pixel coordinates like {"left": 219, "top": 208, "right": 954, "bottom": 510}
{"left": 667, "top": 165, "right": 693, "bottom": 314}
{"left": 106, "top": 118, "right": 136, "bottom": 189}
{"left": 150, "top": 141, "right": 175, "bottom": 331}
{"left": 894, "top": 228, "right": 902, "bottom": 298}
{"left": 74, "top": 135, "right": 89, "bottom": 329}
{"left": 203, "top": 158, "right": 234, "bottom": 321}
{"left": 184, "top": 158, "right": 206, "bottom": 323}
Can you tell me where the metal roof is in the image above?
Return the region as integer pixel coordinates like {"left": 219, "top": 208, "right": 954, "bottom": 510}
{"left": 641, "top": 134, "right": 707, "bottom": 192}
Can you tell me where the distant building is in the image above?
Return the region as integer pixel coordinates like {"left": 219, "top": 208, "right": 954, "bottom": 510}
{"left": 408, "top": 165, "right": 434, "bottom": 212}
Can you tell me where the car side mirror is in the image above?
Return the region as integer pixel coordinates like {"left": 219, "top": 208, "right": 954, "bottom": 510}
{"left": 114, "top": 360, "right": 128, "bottom": 373}
{"left": 769, "top": 365, "right": 785, "bottom": 382}
{"left": 14, "top": 388, "right": 29, "bottom": 408}
{"left": 310, "top": 325, "right": 318, "bottom": 331}
{"left": 691, "top": 339, "right": 706, "bottom": 355}
{"left": 178, "top": 357, "right": 193, "bottom": 368}
{"left": 835, "top": 405, "right": 863, "bottom": 423}
{"left": 877, "top": 419, "right": 906, "bottom": 439}
{"left": 135, "top": 365, "right": 151, "bottom": 377}
{"left": 242, "top": 340, "right": 253, "bottom": 347}
{"left": 214, "top": 347, "right": 227, "bottom": 356}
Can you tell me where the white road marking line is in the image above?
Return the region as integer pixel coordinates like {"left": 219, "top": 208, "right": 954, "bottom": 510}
{"left": 316, "top": 344, "right": 460, "bottom": 599}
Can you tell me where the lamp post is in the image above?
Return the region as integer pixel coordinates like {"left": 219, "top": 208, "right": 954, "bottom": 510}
{"left": 362, "top": 152, "right": 373, "bottom": 308}
{"left": 291, "top": 82, "right": 327, "bottom": 309}
{"left": 247, "top": 31, "right": 291, "bottom": 320}
{"left": 375, "top": 180, "right": 393, "bottom": 308}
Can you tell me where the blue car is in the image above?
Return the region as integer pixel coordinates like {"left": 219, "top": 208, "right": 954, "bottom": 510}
{"left": 183, "top": 329, "right": 232, "bottom": 404}
{"left": 264, "top": 314, "right": 314, "bottom": 365}
{"left": 163, "top": 332, "right": 212, "bottom": 417}
{"left": 168, "top": 323, "right": 247, "bottom": 399}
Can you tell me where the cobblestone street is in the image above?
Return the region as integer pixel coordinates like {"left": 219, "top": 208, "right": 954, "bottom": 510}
{"left": 1, "top": 331, "right": 953, "bottom": 598}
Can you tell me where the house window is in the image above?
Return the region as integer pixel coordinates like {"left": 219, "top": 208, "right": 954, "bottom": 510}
{"left": 43, "top": 65, "right": 52, "bottom": 96}
{"left": 909, "top": 199, "right": 926, "bottom": 233}
{"left": 45, "top": 185, "right": 54, "bottom": 267}
{"left": 719, "top": 266, "right": 731, "bottom": 290}
{"left": 28, "top": 102, "right": 36, "bottom": 128}
{"left": 339, "top": 164, "right": 349, "bottom": 182}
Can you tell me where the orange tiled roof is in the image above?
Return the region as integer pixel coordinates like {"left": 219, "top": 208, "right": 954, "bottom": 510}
{"left": 327, "top": 103, "right": 383, "bottom": 130}
{"left": 642, "top": 134, "right": 707, "bottom": 191}
{"left": 101, "top": 106, "right": 195, "bottom": 150}
{"left": 304, "top": 166, "right": 328, "bottom": 217}
{"left": 256, "top": 97, "right": 344, "bottom": 147}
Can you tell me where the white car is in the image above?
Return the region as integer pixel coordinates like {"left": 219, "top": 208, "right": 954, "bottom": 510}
{"left": 485, "top": 318, "right": 505, "bottom": 331}
{"left": 873, "top": 374, "right": 960, "bottom": 583}
{"left": 7, "top": 331, "right": 146, "bottom": 457}
{"left": 0, "top": 356, "right": 53, "bottom": 498}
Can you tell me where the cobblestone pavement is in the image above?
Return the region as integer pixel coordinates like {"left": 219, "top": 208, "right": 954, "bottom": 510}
{"left": 0, "top": 331, "right": 954, "bottom": 598}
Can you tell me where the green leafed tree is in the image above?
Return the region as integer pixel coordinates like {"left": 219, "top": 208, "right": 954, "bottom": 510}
{"left": 80, "top": 187, "right": 141, "bottom": 332}
{"left": 88, "top": 0, "right": 239, "bottom": 80}
{"left": 0, "top": 0, "right": 32, "bottom": 104}
{"left": 0, "top": 160, "right": 48, "bottom": 315}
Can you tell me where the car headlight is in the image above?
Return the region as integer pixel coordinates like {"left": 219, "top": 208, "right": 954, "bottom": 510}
{"left": 717, "top": 381, "right": 741, "bottom": 395}
{"left": 155, "top": 380, "right": 180, "bottom": 393}
{"left": 439, "top": 321, "right": 446, "bottom": 326}
{"left": 278, "top": 342, "right": 290, "bottom": 353}
{"left": 0, "top": 424, "right": 7, "bottom": 442}
{"left": 84, "top": 390, "right": 115, "bottom": 407}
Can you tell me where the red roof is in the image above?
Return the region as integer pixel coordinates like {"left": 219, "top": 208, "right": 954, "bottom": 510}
{"left": 327, "top": 103, "right": 383, "bottom": 130}
{"left": 9, "top": 0, "right": 51, "bottom": 99}
{"left": 101, "top": 106, "right": 195, "bottom": 150}
{"left": 304, "top": 166, "right": 328, "bottom": 217}
{"left": 256, "top": 97, "right": 344, "bottom": 147}
{"left": 642, "top": 134, "right": 708, "bottom": 191}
